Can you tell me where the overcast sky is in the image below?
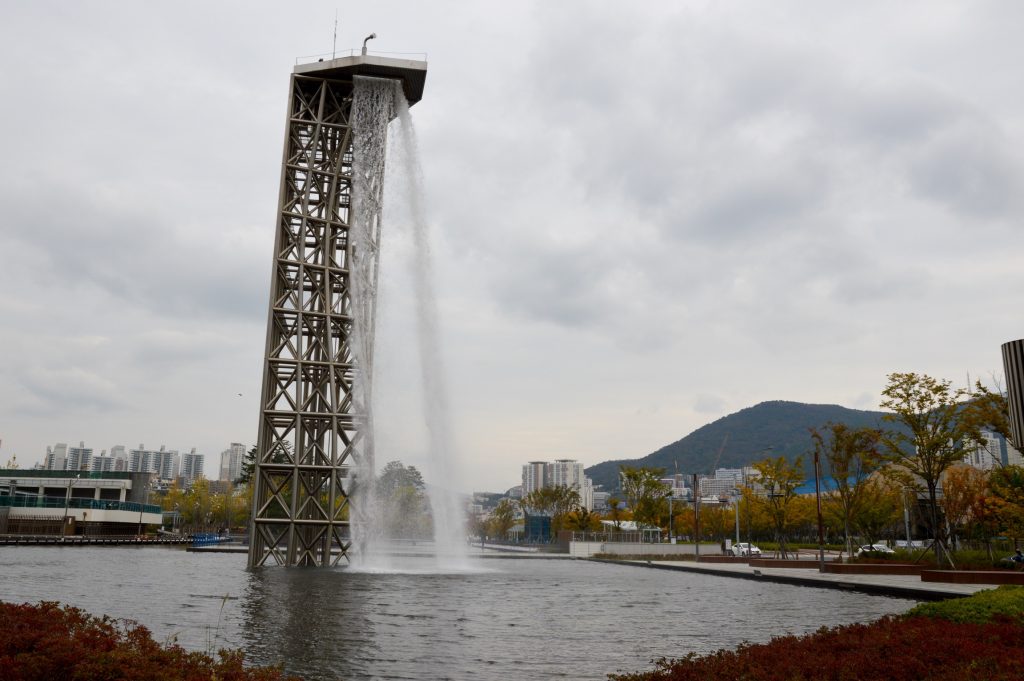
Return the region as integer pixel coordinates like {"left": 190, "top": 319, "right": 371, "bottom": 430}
{"left": 1, "top": 1, "right": 1022, "bottom": 492}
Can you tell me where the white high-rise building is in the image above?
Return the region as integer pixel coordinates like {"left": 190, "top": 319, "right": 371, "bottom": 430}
{"left": 549, "top": 459, "right": 594, "bottom": 510}
{"left": 109, "top": 445, "right": 128, "bottom": 472}
{"left": 660, "top": 474, "right": 689, "bottom": 498}
{"left": 128, "top": 445, "right": 153, "bottom": 474}
{"left": 964, "top": 429, "right": 1023, "bottom": 470}
{"left": 219, "top": 442, "right": 246, "bottom": 483}
{"left": 91, "top": 450, "right": 116, "bottom": 472}
{"left": 44, "top": 443, "right": 68, "bottom": 470}
{"left": 66, "top": 441, "right": 93, "bottom": 471}
{"left": 700, "top": 468, "right": 747, "bottom": 498}
{"left": 157, "top": 446, "right": 180, "bottom": 480}
{"left": 522, "top": 461, "right": 547, "bottom": 495}
{"left": 181, "top": 448, "right": 205, "bottom": 483}
{"left": 129, "top": 444, "right": 180, "bottom": 481}
{"left": 521, "top": 459, "right": 595, "bottom": 510}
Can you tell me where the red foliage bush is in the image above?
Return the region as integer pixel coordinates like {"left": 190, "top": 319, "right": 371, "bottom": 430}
{"left": 0, "top": 601, "right": 301, "bottom": 681}
{"left": 609, "top": 615, "right": 1024, "bottom": 681}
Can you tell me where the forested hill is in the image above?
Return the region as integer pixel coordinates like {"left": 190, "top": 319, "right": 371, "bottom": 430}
{"left": 584, "top": 400, "right": 899, "bottom": 492}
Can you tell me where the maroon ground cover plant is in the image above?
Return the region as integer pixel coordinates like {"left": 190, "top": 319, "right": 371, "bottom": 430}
{"left": 0, "top": 601, "right": 301, "bottom": 681}
{"left": 609, "top": 615, "right": 1024, "bottom": 681}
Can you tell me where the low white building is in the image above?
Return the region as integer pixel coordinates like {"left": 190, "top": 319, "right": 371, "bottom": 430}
{"left": 0, "top": 469, "right": 162, "bottom": 536}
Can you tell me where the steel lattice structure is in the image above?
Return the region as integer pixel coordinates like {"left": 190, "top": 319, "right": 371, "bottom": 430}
{"left": 248, "top": 56, "right": 426, "bottom": 568}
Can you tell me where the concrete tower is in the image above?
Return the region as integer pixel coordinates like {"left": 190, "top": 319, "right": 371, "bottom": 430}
{"left": 248, "top": 54, "right": 427, "bottom": 568}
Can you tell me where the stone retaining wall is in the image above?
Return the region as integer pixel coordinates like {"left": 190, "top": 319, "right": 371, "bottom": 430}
{"left": 920, "top": 570, "right": 1024, "bottom": 585}
{"left": 748, "top": 559, "right": 821, "bottom": 569}
{"left": 569, "top": 541, "right": 724, "bottom": 559}
{"left": 824, "top": 563, "right": 924, "bottom": 576}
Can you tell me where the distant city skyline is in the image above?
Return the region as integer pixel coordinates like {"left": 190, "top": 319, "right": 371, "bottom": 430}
{"left": 37, "top": 440, "right": 211, "bottom": 484}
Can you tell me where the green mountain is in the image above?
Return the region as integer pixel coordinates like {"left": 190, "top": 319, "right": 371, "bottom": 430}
{"left": 584, "top": 400, "right": 899, "bottom": 491}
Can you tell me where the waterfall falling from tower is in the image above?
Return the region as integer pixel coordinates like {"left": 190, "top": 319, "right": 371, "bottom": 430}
{"left": 349, "top": 76, "right": 469, "bottom": 571}
{"left": 349, "top": 76, "right": 392, "bottom": 570}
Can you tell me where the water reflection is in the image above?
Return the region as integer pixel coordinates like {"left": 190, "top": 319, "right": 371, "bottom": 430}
{"left": 0, "top": 548, "right": 919, "bottom": 681}
{"left": 236, "top": 557, "right": 918, "bottom": 681}
{"left": 242, "top": 567, "right": 379, "bottom": 680}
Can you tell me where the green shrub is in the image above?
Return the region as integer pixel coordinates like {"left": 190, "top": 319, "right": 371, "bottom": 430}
{"left": 949, "top": 548, "right": 1010, "bottom": 570}
{"left": 907, "top": 586, "right": 1024, "bottom": 624}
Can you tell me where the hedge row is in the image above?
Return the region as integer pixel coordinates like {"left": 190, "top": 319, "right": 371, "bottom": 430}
{"left": 907, "top": 585, "right": 1024, "bottom": 623}
{"left": 0, "top": 601, "right": 300, "bottom": 681}
{"left": 610, "top": 587, "right": 1024, "bottom": 681}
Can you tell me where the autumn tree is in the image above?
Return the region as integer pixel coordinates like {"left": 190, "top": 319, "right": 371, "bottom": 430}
{"left": 988, "top": 465, "right": 1024, "bottom": 547}
{"left": 520, "top": 485, "right": 581, "bottom": 534}
{"left": 375, "top": 461, "right": 431, "bottom": 539}
{"left": 751, "top": 456, "right": 805, "bottom": 558}
{"left": 880, "top": 372, "right": 982, "bottom": 567}
{"left": 565, "top": 506, "right": 601, "bottom": 532}
{"left": 940, "top": 465, "right": 989, "bottom": 550}
{"left": 851, "top": 476, "right": 903, "bottom": 547}
{"left": 699, "top": 504, "right": 735, "bottom": 544}
{"left": 619, "top": 466, "right": 671, "bottom": 530}
{"left": 606, "top": 496, "right": 625, "bottom": 530}
{"left": 812, "top": 423, "right": 883, "bottom": 557}
{"left": 736, "top": 487, "right": 768, "bottom": 543}
{"left": 967, "top": 380, "right": 1013, "bottom": 447}
{"left": 486, "top": 498, "right": 518, "bottom": 540}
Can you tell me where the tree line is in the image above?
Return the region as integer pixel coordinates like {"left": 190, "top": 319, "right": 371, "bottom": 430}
{"left": 478, "top": 372, "right": 1024, "bottom": 567}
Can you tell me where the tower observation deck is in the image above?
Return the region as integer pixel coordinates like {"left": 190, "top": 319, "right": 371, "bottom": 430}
{"left": 248, "top": 54, "right": 427, "bottom": 568}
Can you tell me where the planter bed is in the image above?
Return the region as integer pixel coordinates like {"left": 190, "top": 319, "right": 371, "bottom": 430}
{"left": 921, "top": 570, "right": 1024, "bottom": 585}
{"left": 824, "top": 563, "right": 924, "bottom": 576}
{"left": 748, "top": 558, "right": 821, "bottom": 569}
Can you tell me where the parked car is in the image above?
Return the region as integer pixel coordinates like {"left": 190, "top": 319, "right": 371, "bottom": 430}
{"left": 732, "top": 542, "right": 762, "bottom": 557}
{"left": 856, "top": 544, "right": 896, "bottom": 556}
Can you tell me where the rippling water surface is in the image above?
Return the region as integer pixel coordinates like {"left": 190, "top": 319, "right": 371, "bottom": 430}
{"left": 0, "top": 546, "right": 917, "bottom": 680}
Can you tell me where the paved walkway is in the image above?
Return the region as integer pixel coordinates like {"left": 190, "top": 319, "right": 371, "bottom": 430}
{"left": 597, "top": 558, "right": 991, "bottom": 601}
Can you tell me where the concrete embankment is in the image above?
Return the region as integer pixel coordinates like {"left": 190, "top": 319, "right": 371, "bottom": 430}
{"left": 592, "top": 557, "right": 993, "bottom": 601}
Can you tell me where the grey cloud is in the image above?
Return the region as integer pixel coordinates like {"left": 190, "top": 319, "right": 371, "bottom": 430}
{"left": 683, "top": 163, "right": 829, "bottom": 242}
{"left": 12, "top": 365, "right": 124, "bottom": 417}
{"left": 839, "top": 78, "right": 966, "bottom": 146}
{"left": 130, "top": 329, "right": 246, "bottom": 368}
{"left": 907, "top": 126, "right": 1021, "bottom": 218}
{"left": 489, "top": 244, "right": 611, "bottom": 328}
{"left": 0, "top": 182, "right": 267, "bottom": 322}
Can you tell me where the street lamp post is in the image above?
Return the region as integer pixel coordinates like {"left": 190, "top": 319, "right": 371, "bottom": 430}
{"left": 814, "top": 448, "right": 825, "bottom": 572}
{"left": 903, "top": 488, "right": 913, "bottom": 550}
{"left": 62, "top": 474, "right": 80, "bottom": 540}
{"left": 668, "top": 494, "right": 673, "bottom": 543}
{"left": 733, "top": 488, "right": 741, "bottom": 548}
{"left": 137, "top": 482, "right": 150, "bottom": 539}
{"left": 746, "top": 448, "right": 772, "bottom": 554}
{"left": 692, "top": 473, "right": 701, "bottom": 562}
